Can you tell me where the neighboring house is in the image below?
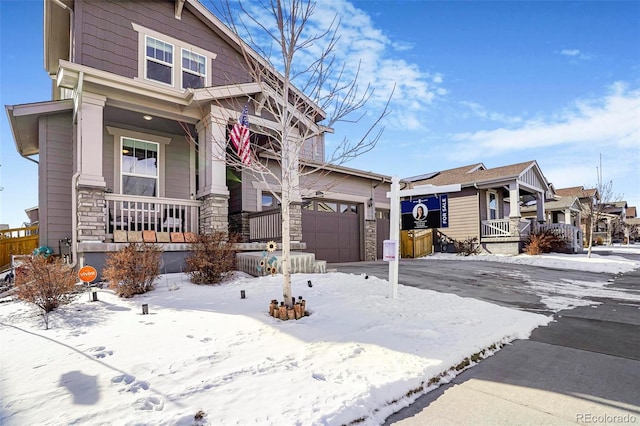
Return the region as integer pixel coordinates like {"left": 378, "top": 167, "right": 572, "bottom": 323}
{"left": 403, "top": 161, "right": 573, "bottom": 255}
{"left": 552, "top": 186, "right": 599, "bottom": 245}
{"left": 602, "top": 201, "right": 628, "bottom": 243}
{"left": 5, "top": 0, "right": 391, "bottom": 273}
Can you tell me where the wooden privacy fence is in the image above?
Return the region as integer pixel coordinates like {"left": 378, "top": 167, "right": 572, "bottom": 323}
{"left": 0, "top": 226, "right": 39, "bottom": 271}
{"left": 401, "top": 229, "right": 433, "bottom": 258}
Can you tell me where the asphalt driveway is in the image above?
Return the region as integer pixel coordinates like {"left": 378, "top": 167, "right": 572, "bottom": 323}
{"left": 330, "top": 257, "right": 640, "bottom": 425}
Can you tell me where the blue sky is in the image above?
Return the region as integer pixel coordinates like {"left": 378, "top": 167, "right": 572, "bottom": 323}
{"left": 1, "top": 0, "right": 639, "bottom": 228}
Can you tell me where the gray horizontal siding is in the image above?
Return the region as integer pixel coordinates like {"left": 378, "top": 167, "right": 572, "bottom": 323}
{"left": 77, "top": 0, "right": 251, "bottom": 85}
{"left": 40, "top": 113, "right": 73, "bottom": 251}
{"left": 164, "top": 137, "right": 191, "bottom": 199}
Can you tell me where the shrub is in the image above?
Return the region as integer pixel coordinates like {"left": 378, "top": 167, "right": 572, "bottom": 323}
{"left": 525, "top": 230, "right": 566, "bottom": 255}
{"left": 103, "top": 243, "right": 161, "bottom": 297}
{"left": 454, "top": 237, "right": 480, "bottom": 256}
{"left": 14, "top": 255, "right": 79, "bottom": 329}
{"left": 186, "top": 232, "right": 240, "bottom": 284}
{"left": 595, "top": 236, "right": 604, "bottom": 246}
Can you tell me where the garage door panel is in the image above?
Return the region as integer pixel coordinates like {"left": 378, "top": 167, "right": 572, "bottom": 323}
{"left": 302, "top": 207, "right": 360, "bottom": 263}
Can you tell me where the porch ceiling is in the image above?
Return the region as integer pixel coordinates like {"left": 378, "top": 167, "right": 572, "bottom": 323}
{"left": 104, "top": 106, "right": 195, "bottom": 136}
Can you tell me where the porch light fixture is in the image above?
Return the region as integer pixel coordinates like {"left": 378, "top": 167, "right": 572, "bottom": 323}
{"left": 143, "top": 115, "right": 153, "bottom": 121}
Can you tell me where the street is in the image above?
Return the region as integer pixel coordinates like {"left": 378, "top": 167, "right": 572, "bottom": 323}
{"left": 331, "top": 257, "right": 640, "bottom": 425}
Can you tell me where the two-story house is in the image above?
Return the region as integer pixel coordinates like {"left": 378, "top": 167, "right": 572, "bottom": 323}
{"left": 6, "top": 0, "right": 392, "bottom": 273}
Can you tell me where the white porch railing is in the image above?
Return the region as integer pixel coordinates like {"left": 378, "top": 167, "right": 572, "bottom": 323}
{"left": 481, "top": 218, "right": 534, "bottom": 239}
{"left": 539, "top": 223, "right": 583, "bottom": 253}
{"left": 105, "top": 194, "right": 201, "bottom": 234}
{"left": 249, "top": 209, "right": 282, "bottom": 241}
{"left": 481, "top": 219, "right": 511, "bottom": 237}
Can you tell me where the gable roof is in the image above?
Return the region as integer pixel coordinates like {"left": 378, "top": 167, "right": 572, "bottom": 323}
{"left": 521, "top": 195, "right": 580, "bottom": 213}
{"left": 555, "top": 186, "right": 599, "bottom": 199}
{"left": 406, "top": 161, "right": 550, "bottom": 193}
{"left": 626, "top": 206, "right": 637, "bottom": 218}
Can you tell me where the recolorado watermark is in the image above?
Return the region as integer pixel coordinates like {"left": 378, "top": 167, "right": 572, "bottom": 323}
{"left": 577, "top": 413, "right": 637, "bottom": 424}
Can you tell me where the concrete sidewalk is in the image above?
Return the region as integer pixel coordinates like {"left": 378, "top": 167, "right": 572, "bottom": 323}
{"left": 384, "top": 295, "right": 640, "bottom": 425}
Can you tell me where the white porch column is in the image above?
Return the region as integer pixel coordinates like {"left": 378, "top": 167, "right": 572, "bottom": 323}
{"left": 564, "top": 208, "right": 572, "bottom": 225}
{"left": 508, "top": 182, "right": 520, "bottom": 218}
{"left": 196, "top": 106, "right": 229, "bottom": 197}
{"left": 77, "top": 92, "right": 106, "bottom": 188}
{"left": 536, "top": 191, "right": 546, "bottom": 223}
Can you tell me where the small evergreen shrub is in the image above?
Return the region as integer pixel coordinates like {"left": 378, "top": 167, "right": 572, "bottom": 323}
{"left": 186, "top": 232, "right": 240, "bottom": 284}
{"left": 103, "top": 243, "right": 161, "bottom": 297}
{"left": 525, "top": 230, "right": 566, "bottom": 255}
{"left": 14, "top": 255, "right": 79, "bottom": 329}
{"left": 454, "top": 237, "right": 480, "bottom": 256}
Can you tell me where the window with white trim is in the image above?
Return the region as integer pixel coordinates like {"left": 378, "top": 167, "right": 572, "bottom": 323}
{"left": 182, "top": 49, "right": 206, "bottom": 89}
{"left": 145, "top": 36, "right": 173, "bottom": 85}
{"left": 487, "top": 191, "right": 497, "bottom": 220}
{"left": 133, "top": 23, "right": 215, "bottom": 91}
{"left": 121, "top": 137, "right": 159, "bottom": 197}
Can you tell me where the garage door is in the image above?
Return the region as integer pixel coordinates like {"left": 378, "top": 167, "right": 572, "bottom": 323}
{"left": 376, "top": 209, "right": 390, "bottom": 260}
{"left": 302, "top": 200, "right": 360, "bottom": 263}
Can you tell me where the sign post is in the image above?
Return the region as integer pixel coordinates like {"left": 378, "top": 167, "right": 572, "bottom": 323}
{"left": 386, "top": 176, "right": 461, "bottom": 299}
{"left": 78, "top": 265, "right": 98, "bottom": 301}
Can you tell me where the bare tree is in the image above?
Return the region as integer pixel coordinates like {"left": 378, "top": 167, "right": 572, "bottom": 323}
{"left": 583, "top": 156, "right": 620, "bottom": 258}
{"left": 200, "top": 0, "right": 392, "bottom": 305}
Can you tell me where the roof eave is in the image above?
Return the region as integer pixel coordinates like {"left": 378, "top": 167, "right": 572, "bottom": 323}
{"left": 5, "top": 100, "right": 74, "bottom": 157}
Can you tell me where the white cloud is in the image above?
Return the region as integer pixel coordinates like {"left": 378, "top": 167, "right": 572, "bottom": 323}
{"left": 459, "top": 101, "right": 523, "bottom": 125}
{"left": 560, "top": 49, "right": 580, "bottom": 57}
{"left": 451, "top": 83, "right": 640, "bottom": 154}
{"left": 558, "top": 48, "right": 591, "bottom": 60}
{"left": 232, "top": 0, "right": 444, "bottom": 131}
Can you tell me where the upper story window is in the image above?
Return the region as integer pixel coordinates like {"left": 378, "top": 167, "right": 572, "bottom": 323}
{"left": 145, "top": 37, "right": 173, "bottom": 85}
{"left": 182, "top": 49, "right": 206, "bottom": 89}
{"left": 133, "top": 23, "right": 216, "bottom": 91}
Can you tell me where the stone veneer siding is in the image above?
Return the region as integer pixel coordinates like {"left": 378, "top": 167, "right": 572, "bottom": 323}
{"left": 290, "top": 203, "right": 302, "bottom": 242}
{"left": 364, "top": 219, "right": 377, "bottom": 261}
{"left": 77, "top": 188, "right": 107, "bottom": 242}
{"left": 229, "top": 211, "right": 250, "bottom": 242}
{"left": 200, "top": 194, "right": 229, "bottom": 235}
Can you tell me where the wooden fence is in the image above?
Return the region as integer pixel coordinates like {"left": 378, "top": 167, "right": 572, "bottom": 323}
{"left": 0, "top": 226, "right": 39, "bottom": 271}
{"left": 401, "top": 229, "right": 433, "bottom": 258}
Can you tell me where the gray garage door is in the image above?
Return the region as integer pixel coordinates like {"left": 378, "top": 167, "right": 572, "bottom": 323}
{"left": 376, "top": 209, "right": 390, "bottom": 260}
{"left": 302, "top": 200, "right": 360, "bottom": 263}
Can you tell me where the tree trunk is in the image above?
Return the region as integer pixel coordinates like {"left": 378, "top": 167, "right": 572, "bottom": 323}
{"left": 587, "top": 214, "right": 593, "bottom": 258}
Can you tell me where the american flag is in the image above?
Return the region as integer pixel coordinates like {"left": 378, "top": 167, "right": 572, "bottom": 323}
{"left": 230, "top": 105, "right": 251, "bottom": 165}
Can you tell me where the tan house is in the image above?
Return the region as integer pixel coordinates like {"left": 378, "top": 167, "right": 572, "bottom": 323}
{"left": 5, "top": 0, "right": 392, "bottom": 273}
{"left": 404, "top": 161, "right": 563, "bottom": 255}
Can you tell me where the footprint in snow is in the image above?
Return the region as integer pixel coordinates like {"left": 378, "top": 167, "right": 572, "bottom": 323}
{"left": 312, "top": 373, "right": 326, "bottom": 381}
{"left": 134, "top": 396, "right": 164, "bottom": 411}
{"left": 88, "top": 346, "right": 113, "bottom": 358}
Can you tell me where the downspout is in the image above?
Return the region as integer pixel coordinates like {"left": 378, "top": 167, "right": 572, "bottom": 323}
{"left": 70, "top": 71, "right": 84, "bottom": 268}
{"left": 51, "top": 0, "right": 74, "bottom": 63}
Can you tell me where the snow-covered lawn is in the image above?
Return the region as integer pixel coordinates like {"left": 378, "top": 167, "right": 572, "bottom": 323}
{"left": 1, "top": 271, "right": 551, "bottom": 426}
{"left": 2, "top": 246, "right": 638, "bottom": 425}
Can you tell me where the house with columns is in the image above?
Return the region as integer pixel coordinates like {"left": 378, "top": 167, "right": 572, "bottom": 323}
{"left": 5, "top": 0, "right": 392, "bottom": 273}
{"left": 404, "top": 161, "right": 566, "bottom": 255}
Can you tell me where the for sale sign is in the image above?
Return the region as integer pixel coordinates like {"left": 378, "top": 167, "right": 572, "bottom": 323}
{"left": 401, "top": 194, "right": 449, "bottom": 230}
